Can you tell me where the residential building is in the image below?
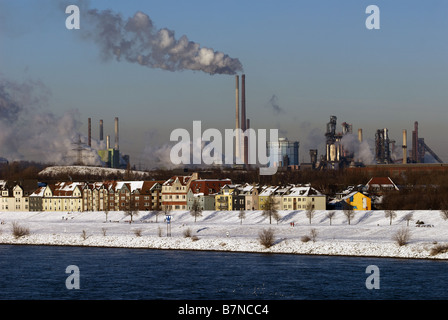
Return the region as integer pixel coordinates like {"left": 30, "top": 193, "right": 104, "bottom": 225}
{"left": 187, "top": 179, "right": 231, "bottom": 211}
{"left": 215, "top": 184, "right": 239, "bottom": 211}
{"left": 43, "top": 182, "right": 83, "bottom": 212}
{"left": 241, "top": 184, "right": 263, "bottom": 211}
{"left": 258, "top": 186, "right": 279, "bottom": 210}
{"left": 135, "top": 181, "right": 163, "bottom": 211}
{"left": 282, "top": 186, "right": 326, "bottom": 210}
{"left": 0, "top": 180, "right": 37, "bottom": 211}
{"left": 162, "top": 173, "right": 198, "bottom": 211}
{"left": 365, "top": 177, "right": 399, "bottom": 193}
{"left": 29, "top": 186, "right": 45, "bottom": 212}
{"left": 231, "top": 186, "right": 246, "bottom": 211}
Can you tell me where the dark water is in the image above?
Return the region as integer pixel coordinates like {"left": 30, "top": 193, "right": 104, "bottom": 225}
{"left": 0, "top": 244, "right": 447, "bottom": 300}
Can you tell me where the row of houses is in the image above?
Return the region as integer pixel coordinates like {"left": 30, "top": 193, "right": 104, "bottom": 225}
{"left": 0, "top": 174, "right": 398, "bottom": 213}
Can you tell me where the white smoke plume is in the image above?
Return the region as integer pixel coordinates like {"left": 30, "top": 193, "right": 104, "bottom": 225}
{"left": 79, "top": 6, "right": 243, "bottom": 75}
{"left": 0, "top": 76, "right": 102, "bottom": 166}
{"left": 340, "top": 133, "right": 374, "bottom": 165}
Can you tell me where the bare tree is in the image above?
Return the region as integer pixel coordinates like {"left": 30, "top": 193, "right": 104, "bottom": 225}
{"left": 326, "top": 211, "right": 336, "bottom": 225}
{"left": 309, "top": 228, "right": 318, "bottom": 242}
{"left": 385, "top": 210, "right": 397, "bottom": 225}
{"left": 124, "top": 208, "right": 139, "bottom": 223}
{"left": 305, "top": 203, "right": 315, "bottom": 225}
{"left": 440, "top": 209, "right": 448, "bottom": 221}
{"left": 103, "top": 207, "right": 109, "bottom": 223}
{"left": 393, "top": 227, "right": 411, "bottom": 246}
{"left": 343, "top": 208, "right": 355, "bottom": 225}
{"left": 258, "top": 228, "right": 275, "bottom": 248}
{"left": 11, "top": 222, "right": 30, "bottom": 239}
{"left": 190, "top": 199, "right": 202, "bottom": 222}
{"left": 403, "top": 212, "right": 413, "bottom": 226}
{"left": 238, "top": 209, "right": 246, "bottom": 225}
{"left": 124, "top": 193, "right": 139, "bottom": 223}
{"left": 262, "top": 195, "right": 280, "bottom": 224}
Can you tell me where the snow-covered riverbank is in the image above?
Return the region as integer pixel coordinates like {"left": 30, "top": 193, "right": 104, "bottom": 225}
{"left": 1, "top": 210, "right": 448, "bottom": 260}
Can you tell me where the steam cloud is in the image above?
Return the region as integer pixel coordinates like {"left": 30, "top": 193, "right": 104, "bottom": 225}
{"left": 0, "top": 76, "right": 102, "bottom": 165}
{"left": 81, "top": 7, "right": 243, "bottom": 75}
{"left": 340, "top": 133, "right": 374, "bottom": 165}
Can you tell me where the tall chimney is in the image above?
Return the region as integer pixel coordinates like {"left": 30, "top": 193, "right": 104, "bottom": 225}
{"left": 99, "top": 119, "right": 104, "bottom": 141}
{"left": 412, "top": 121, "right": 418, "bottom": 163}
{"left": 88, "top": 118, "right": 92, "bottom": 147}
{"left": 246, "top": 118, "right": 250, "bottom": 166}
{"left": 241, "top": 74, "right": 247, "bottom": 165}
{"left": 106, "top": 135, "right": 110, "bottom": 150}
{"left": 358, "top": 128, "right": 363, "bottom": 143}
{"left": 402, "top": 129, "right": 407, "bottom": 164}
{"left": 114, "top": 117, "right": 119, "bottom": 150}
{"left": 235, "top": 75, "right": 240, "bottom": 159}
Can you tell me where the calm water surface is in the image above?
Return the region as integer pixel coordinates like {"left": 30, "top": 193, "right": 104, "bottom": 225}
{"left": 0, "top": 244, "right": 447, "bottom": 300}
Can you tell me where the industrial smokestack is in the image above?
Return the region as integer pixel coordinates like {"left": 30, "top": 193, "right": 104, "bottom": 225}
{"left": 114, "top": 117, "right": 119, "bottom": 150}
{"left": 235, "top": 75, "right": 240, "bottom": 159}
{"left": 402, "top": 129, "right": 407, "bottom": 164}
{"left": 358, "top": 128, "right": 363, "bottom": 143}
{"left": 106, "top": 135, "right": 110, "bottom": 150}
{"left": 412, "top": 121, "right": 418, "bottom": 163}
{"left": 88, "top": 117, "right": 92, "bottom": 147}
{"left": 241, "top": 74, "right": 247, "bottom": 165}
{"left": 100, "top": 119, "right": 104, "bottom": 141}
{"left": 246, "top": 118, "right": 250, "bottom": 165}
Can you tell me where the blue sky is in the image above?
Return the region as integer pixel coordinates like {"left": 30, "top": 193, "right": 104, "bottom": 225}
{"left": 1, "top": 0, "right": 447, "bottom": 166}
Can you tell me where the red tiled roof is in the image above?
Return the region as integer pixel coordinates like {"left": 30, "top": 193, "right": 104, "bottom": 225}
{"left": 189, "top": 179, "right": 231, "bottom": 195}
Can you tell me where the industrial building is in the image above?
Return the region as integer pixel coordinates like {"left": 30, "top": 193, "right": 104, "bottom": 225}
{"left": 314, "top": 115, "right": 443, "bottom": 170}
{"left": 266, "top": 137, "right": 299, "bottom": 168}
{"left": 89, "top": 117, "right": 130, "bottom": 169}
{"left": 317, "top": 115, "right": 359, "bottom": 169}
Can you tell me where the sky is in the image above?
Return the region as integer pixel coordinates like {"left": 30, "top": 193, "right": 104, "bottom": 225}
{"left": 1, "top": 0, "right": 447, "bottom": 168}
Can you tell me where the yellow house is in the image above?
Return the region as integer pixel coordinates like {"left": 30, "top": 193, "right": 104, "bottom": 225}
{"left": 282, "top": 186, "right": 327, "bottom": 210}
{"left": 340, "top": 191, "right": 371, "bottom": 210}
{"left": 215, "top": 185, "right": 235, "bottom": 211}
{"left": 258, "top": 186, "right": 278, "bottom": 210}
{"left": 43, "top": 182, "right": 83, "bottom": 212}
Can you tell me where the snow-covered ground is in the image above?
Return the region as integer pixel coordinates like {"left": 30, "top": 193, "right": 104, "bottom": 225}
{"left": 1, "top": 209, "right": 448, "bottom": 260}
